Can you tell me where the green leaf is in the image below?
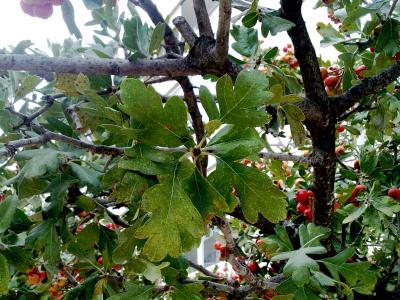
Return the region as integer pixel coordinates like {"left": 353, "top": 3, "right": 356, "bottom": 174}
{"left": 135, "top": 166, "right": 205, "bottom": 261}
{"left": 282, "top": 104, "right": 306, "bottom": 146}
{"left": 216, "top": 70, "right": 272, "bottom": 127}
{"left": 231, "top": 25, "right": 258, "bottom": 57}
{"left": 263, "top": 47, "right": 279, "bottom": 62}
{"left": 316, "top": 22, "right": 348, "bottom": 52}
{"left": 242, "top": 12, "right": 258, "bottom": 28}
{"left": 206, "top": 125, "right": 264, "bottom": 161}
{"left": 278, "top": 278, "right": 321, "bottom": 300}
{"left": 119, "top": 79, "right": 191, "bottom": 147}
{"left": 123, "top": 17, "right": 151, "bottom": 58}
{"left": 0, "top": 253, "right": 9, "bottom": 295}
{"left": 108, "top": 284, "right": 153, "bottom": 300}
{"left": 209, "top": 158, "right": 287, "bottom": 223}
{"left": 0, "top": 195, "right": 17, "bottom": 234}
{"left": 182, "top": 168, "right": 230, "bottom": 219}
{"left": 149, "top": 22, "right": 165, "bottom": 53}
{"left": 261, "top": 13, "right": 295, "bottom": 36}
{"left": 199, "top": 85, "right": 220, "bottom": 121}
{"left": 17, "top": 149, "right": 60, "bottom": 178}
{"left": 372, "top": 196, "right": 400, "bottom": 216}
{"left": 342, "top": 204, "right": 367, "bottom": 224}
{"left": 26, "top": 220, "right": 60, "bottom": 265}
{"left": 70, "top": 162, "right": 102, "bottom": 194}
{"left": 170, "top": 283, "right": 203, "bottom": 300}
{"left": 15, "top": 75, "right": 41, "bottom": 100}
{"left": 61, "top": 0, "right": 82, "bottom": 39}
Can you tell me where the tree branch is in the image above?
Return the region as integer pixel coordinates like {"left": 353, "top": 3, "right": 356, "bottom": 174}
{"left": 333, "top": 60, "right": 400, "bottom": 117}
{"left": 173, "top": 16, "right": 198, "bottom": 47}
{"left": 280, "top": 0, "right": 326, "bottom": 101}
{"left": 259, "top": 152, "right": 311, "bottom": 165}
{"left": 193, "top": 0, "right": 214, "bottom": 37}
{"left": 213, "top": 0, "right": 231, "bottom": 66}
{"left": 0, "top": 54, "right": 198, "bottom": 77}
{"left": 187, "top": 260, "right": 220, "bottom": 279}
{"left": 216, "top": 217, "right": 284, "bottom": 290}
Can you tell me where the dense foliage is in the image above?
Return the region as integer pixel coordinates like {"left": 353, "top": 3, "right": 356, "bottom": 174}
{"left": 0, "top": 0, "right": 400, "bottom": 299}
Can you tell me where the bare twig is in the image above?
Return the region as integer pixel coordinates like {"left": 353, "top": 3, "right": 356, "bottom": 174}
{"left": 193, "top": 0, "right": 214, "bottom": 37}
{"left": 213, "top": 0, "right": 231, "bottom": 65}
{"left": 173, "top": 16, "right": 198, "bottom": 47}
{"left": 388, "top": 0, "right": 399, "bottom": 18}
{"left": 259, "top": 152, "right": 311, "bottom": 165}
{"left": 187, "top": 260, "right": 220, "bottom": 279}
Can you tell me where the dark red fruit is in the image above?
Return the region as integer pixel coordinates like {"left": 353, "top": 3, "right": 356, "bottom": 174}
{"left": 324, "top": 75, "right": 339, "bottom": 88}
{"left": 295, "top": 189, "right": 309, "bottom": 203}
{"left": 335, "top": 145, "right": 345, "bottom": 156}
{"left": 354, "top": 65, "right": 367, "bottom": 79}
{"left": 296, "top": 202, "right": 308, "bottom": 214}
{"left": 353, "top": 159, "right": 360, "bottom": 170}
{"left": 320, "top": 67, "right": 328, "bottom": 80}
{"left": 247, "top": 260, "right": 257, "bottom": 273}
{"left": 336, "top": 123, "right": 345, "bottom": 133}
{"left": 388, "top": 187, "right": 400, "bottom": 200}
{"left": 33, "top": 3, "right": 53, "bottom": 19}
{"left": 97, "top": 256, "right": 103, "bottom": 265}
{"left": 303, "top": 208, "right": 313, "bottom": 222}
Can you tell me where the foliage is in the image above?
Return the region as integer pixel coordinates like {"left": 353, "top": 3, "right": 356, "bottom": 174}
{"left": 0, "top": 0, "right": 399, "bottom": 299}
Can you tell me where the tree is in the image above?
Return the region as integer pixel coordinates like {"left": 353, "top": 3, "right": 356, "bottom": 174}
{"left": 0, "top": 0, "right": 399, "bottom": 298}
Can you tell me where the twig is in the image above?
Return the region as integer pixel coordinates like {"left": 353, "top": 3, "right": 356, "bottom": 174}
{"left": 173, "top": 16, "right": 198, "bottom": 47}
{"left": 187, "top": 260, "right": 220, "bottom": 279}
{"left": 213, "top": 0, "right": 231, "bottom": 65}
{"left": 259, "top": 152, "right": 311, "bottom": 165}
{"left": 144, "top": 76, "right": 175, "bottom": 85}
{"left": 388, "top": 0, "right": 399, "bottom": 18}
{"left": 193, "top": 0, "right": 214, "bottom": 37}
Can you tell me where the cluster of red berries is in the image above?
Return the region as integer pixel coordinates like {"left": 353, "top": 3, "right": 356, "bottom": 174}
{"left": 49, "top": 272, "right": 68, "bottom": 299}
{"left": 320, "top": 65, "right": 343, "bottom": 96}
{"left": 388, "top": 187, "right": 400, "bottom": 200}
{"left": 20, "top": 0, "right": 62, "bottom": 19}
{"left": 214, "top": 242, "right": 228, "bottom": 260}
{"left": 280, "top": 44, "right": 299, "bottom": 69}
{"left": 295, "top": 189, "right": 314, "bottom": 222}
{"left": 25, "top": 267, "right": 46, "bottom": 285}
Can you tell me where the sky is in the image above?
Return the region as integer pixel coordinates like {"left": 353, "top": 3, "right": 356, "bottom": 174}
{"left": 0, "top": 0, "right": 338, "bottom": 60}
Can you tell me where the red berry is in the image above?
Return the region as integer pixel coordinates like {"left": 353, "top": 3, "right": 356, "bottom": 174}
{"left": 324, "top": 75, "right": 339, "bottom": 88}
{"left": 306, "top": 190, "right": 314, "bottom": 200}
{"left": 256, "top": 239, "right": 264, "bottom": 245}
{"left": 288, "top": 57, "right": 299, "bottom": 69}
{"left": 247, "top": 261, "right": 257, "bottom": 273}
{"left": 38, "top": 271, "right": 47, "bottom": 280}
{"left": 354, "top": 65, "right": 367, "bottom": 79}
{"left": 296, "top": 202, "right": 308, "bottom": 214}
{"left": 283, "top": 47, "right": 288, "bottom": 53}
{"left": 97, "top": 257, "right": 103, "bottom": 265}
{"left": 105, "top": 223, "right": 119, "bottom": 230}
{"left": 231, "top": 273, "right": 239, "bottom": 281}
{"left": 303, "top": 208, "right": 313, "bottom": 222}
{"left": 388, "top": 187, "right": 400, "bottom": 200}
{"left": 295, "top": 189, "right": 309, "bottom": 203}
{"left": 214, "top": 242, "right": 223, "bottom": 251}
{"left": 333, "top": 200, "right": 340, "bottom": 212}
{"left": 323, "top": 0, "right": 336, "bottom": 4}
{"left": 242, "top": 223, "right": 247, "bottom": 229}
{"left": 335, "top": 145, "right": 345, "bottom": 156}
{"left": 369, "top": 47, "right": 375, "bottom": 53}
{"left": 0, "top": 194, "right": 5, "bottom": 202}
{"left": 353, "top": 159, "right": 360, "bottom": 170}
{"left": 336, "top": 123, "right": 345, "bottom": 133}
{"left": 33, "top": 3, "right": 53, "bottom": 19}
{"left": 393, "top": 51, "right": 400, "bottom": 61}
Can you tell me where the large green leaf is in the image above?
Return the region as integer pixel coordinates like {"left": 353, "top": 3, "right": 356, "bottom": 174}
{"left": 170, "top": 283, "right": 203, "bottom": 300}
{"left": 119, "top": 79, "right": 191, "bottom": 147}
{"left": 209, "top": 158, "right": 287, "bottom": 223}
{"left": 271, "top": 224, "right": 329, "bottom": 286}
{"left": 282, "top": 104, "right": 306, "bottom": 147}
{"left": 70, "top": 162, "right": 102, "bottom": 194}
{"left": 216, "top": 70, "right": 272, "bottom": 127}
{"left": 261, "top": 13, "right": 295, "bottom": 36}
{"left": 61, "top": 0, "right": 82, "bottom": 39}
{"left": 206, "top": 125, "right": 264, "bottom": 161}
{"left": 231, "top": 25, "right": 258, "bottom": 57}
{"left": 108, "top": 284, "right": 153, "bottom": 300}
{"left": 15, "top": 75, "right": 41, "bottom": 100}
{"left": 17, "top": 149, "right": 60, "bottom": 178}
{"left": 135, "top": 162, "right": 205, "bottom": 262}
{"left": 199, "top": 85, "right": 219, "bottom": 121}
{"left": 123, "top": 16, "right": 151, "bottom": 59}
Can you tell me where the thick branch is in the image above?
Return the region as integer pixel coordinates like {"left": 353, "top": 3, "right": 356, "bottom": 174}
{"left": 213, "top": 0, "right": 231, "bottom": 65}
{"left": 333, "top": 60, "right": 400, "bottom": 117}
{"left": 173, "top": 16, "right": 198, "bottom": 47}
{"left": 280, "top": 0, "right": 326, "bottom": 101}
{"left": 193, "top": 0, "right": 214, "bottom": 37}
{"left": 0, "top": 54, "right": 197, "bottom": 77}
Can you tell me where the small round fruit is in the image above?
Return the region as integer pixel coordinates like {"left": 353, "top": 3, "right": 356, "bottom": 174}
{"left": 354, "top": 65, "right": 367, "bottom": 79}
{"left": 336, "top": 123, "right": 345, "bottom": 133}
{"left": 393, "top": 51, "right": 400, "bottom": 61}
{"left": 33, "top": 3, "right": 53, "bottom": 19}
{"left": 303, "top": 208, "right": 313, "bottom": 222}
{"left": 283, "top": 46, "right": 288, "bottom": 53}
{"left": 295, "top": 189, "right": 309, "bottom": 203}
{"left": 320, "top": 67, "right": 328, "bottom": 80}
{"left": 388, "top": 187, "right": 400, "bottom": 200}
{"left": 369, "top": 47, "right": 375, "bottom": 53}
{"left": 288, "top": 57, "right": 299, "bottom": 69}
{"left": 296, "top": 202, "right": 308, "bottom": 214}
{"left": 38, "top": 271, "right": 46, "bottom": 280}
{"left": 324, "top": 75, "right": 339, "bottom": 88}
{"left": 335, "top": 145, "right": 345, "bottom": 156}
{"left": 247, "top": 261, "right": 257, "bottom": 273}
{"left": 97, "top": 256, "right": 103, "bottom": 265}
{"left": 353, "top": 159, "right": 360, "bottom": 170}
{"left": 214, "top": 242, "right": 223, "bottom": 251}
{"left": 333, "top": 200, "right": 340, "bottom": 212}
{"left": 256, "top": 239, "right": 264, "bottom": 245}
{"left": 306, "top": 190, "right": 314, "bottom": 200}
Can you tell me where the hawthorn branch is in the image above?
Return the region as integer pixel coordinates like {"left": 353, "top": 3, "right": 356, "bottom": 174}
{"left": 216, "top": 217, "right": 284, "bottom": 290}
{"left": 388, "top": 0, "right": 399, "bottom": 18}
{"left": 0, "top": 54, "right": 198, "bottom": 77}
{"left": 193, "top": 0, "right": 214, "bottom": 37}
{"left": 173, "top": 16, "right": 198, "bottom": 47}
{"left": 259, "top": 152, "right": 311, "bottom": 165}
{"left": 187, "top": 260, "right": 220, "bottom": 279}
{"left": 280, "top": 0, "right": 326, "bottom": 101}
{"left": 213, "top": 0, "right": 231, "bottom": 65}
{"left": 333, "top": 60, "right": 400, "bottom": 117}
